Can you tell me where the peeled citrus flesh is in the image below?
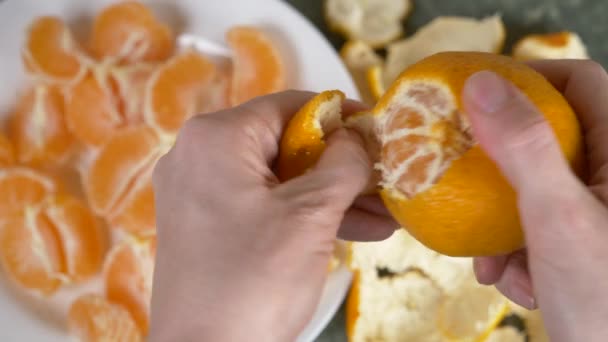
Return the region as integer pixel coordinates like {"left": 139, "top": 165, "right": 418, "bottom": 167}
{"left": 68, "top": 294, "right": 143, "bottom": 342}
{"left": 104, "top": 236, "right": 156, "bottom": 334}
{"left": 512, "top": 31, "right": 589, "bottom": 61}
{"left": 82, "top": 125, "right": 163, "bottom": 217}
{"left": 0, "top": 133, "right": 16, "bottom": 167}
{"left": 109, "top": 169, "right": 156, "bottom": 236}
{"left": 325, "top": 0, "right": 413, "bottom": 47}
{"left": 340, "top": 41, "right": 383, "bottom": 105}
{"left": 383, "top": 15, "right": 505, "bottom": 87}
{"left": 0, "top": 167, "right": 57, "bottom": 217}
{"left": 9, "top": 85, "right": 74, "bottom": 166}
{"left": 89, "top": 1, "right": 173, "bottom": 64}
{"left": 144, "top": 50, "right": 216, "bottom": 134}
{"left": 22, "top": 16, "right": 86, "bottom": 83}
{"left": 110, "top": 63, "right": 158, "bottom": 125}
{"left": 65, "top": 69, "right": 124, "bottom": 147}
{"left": 227, "top": 26, "right": 286, "bottom": 105}
{"left": 277, "top": 90, "right": 345, "bottom": 181}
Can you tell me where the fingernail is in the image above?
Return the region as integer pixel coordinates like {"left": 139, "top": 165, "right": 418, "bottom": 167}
{"left": 465, "top": 71, "right": 510, "bottom": 113}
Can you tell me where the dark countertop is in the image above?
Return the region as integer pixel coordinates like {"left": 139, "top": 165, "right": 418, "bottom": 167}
{"left": 283, "top": 1, "right": 606, "bottom": 341}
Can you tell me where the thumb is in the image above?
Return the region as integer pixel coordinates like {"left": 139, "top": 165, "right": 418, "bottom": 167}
{"left": 276, "top": 128, "right": 371, "bottom": 213}
{"left": 462, "top": 71, "right": 576, "bottom": 193}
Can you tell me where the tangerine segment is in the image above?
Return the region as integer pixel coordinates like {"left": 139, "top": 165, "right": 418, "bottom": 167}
{"left": 45, "top": 195, "right": 106, "bottom": 282}
{"left": 0, "top": 208, "right": 67, "bottom": 295}
{"left": 83, "top": 125, "right": 161, "bottom": 216}
{"left": 89, "top": 1, "right": 173, "bottom": 63}
{"left": 22, "top": 16, "right": 85, "bottom": 83}
{"left": 9, "top": 85, "right": 74, "bottom": 166}
{"left": 277, "top": 90, "right": 345, "bottom": 181}
{"left": 227, "top": 26, "right": 286, "bottom": 105}
{"left": 144, "top": 50, "right": 216, "bottom": 133}
{"left": 68, "top": 294, "right": 143, "bottom": 342}
{"left": 65, "top": 70, "right": 123, "bottom": 147}
{"left": 104, "top": 236, "right": 156, "bottom": 334}
{"left": 110, "top": 178, "right": 155, "bottom": 236}
{"left": 111, "top": 63, "right": 158, "bottom": 124}
{"left": 0, "top": 167, "right": 56, "bottom": 217}
{"left": 373, "top": 52, "right": 584, "bottom": 256}
{"left": 0, "top": 133, "right": 15, "bottom": 167}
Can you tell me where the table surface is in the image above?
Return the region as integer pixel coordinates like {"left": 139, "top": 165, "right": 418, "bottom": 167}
{"left": 283, "top": 0, "right": 607, "bottom": 340}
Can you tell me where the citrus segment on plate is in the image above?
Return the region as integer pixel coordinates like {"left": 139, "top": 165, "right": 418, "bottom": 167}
{"left": 0, "top": 167, "right": 57, "bottom": 217}
{"left": 65, "top": 69, "right": 124, "bottom": 147}
{"left": 68, "top": 294, "right": 143, "bottom": 342}
{"left": 277, "top": 90, "right": 345, "bottom": 181}
{"left": 227, "top": 26, "right": 286, "bottom": 105}
{"left": 0, "top": 133, "right": 16, "bottom": 167}
{"left": 110, "top": 63, "right": 158, "bottom": 125}
{"left": 9, "top": 85, "right": 74, "bottom": 166}
{"left": 144, "top": 50, "right": 216, "bottom": 134}
{"left": 104, "top": 236, "right": 156, "bottom": 334}
{"left": 44, "top": 195, "right": 106, "bottom": 282}
{"left": 22, "top": 16, "right": 86, "bottom": 84}
{"left": 325, "top": 0, "right": 413, "bottom": 47}
{"left": 82, "top": 125, "right": 163, "bottom": 217}
{"left": 512, "top": 31, "right": 589, "bottom": 61}
{"left": 0, "top": 206, "right": 67, "bottom": 295}
{"left": 109, "top": 171, "right": 156, "bottom": 236}
{"left": 89, "top": 1, "right": 174, "bottom": 64}
{"left": 383, "top": 15, "right": 505, "bottom": 87}
{"left": 340, "top": 41, "right": 383, "bottom": 105}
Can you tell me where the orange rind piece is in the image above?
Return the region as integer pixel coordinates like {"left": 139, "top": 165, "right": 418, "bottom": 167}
{"left": 104, "top": 236, "right": 156, "bottom": 334}
{"left": 512, "top": 31, "right": 589, "bottom": 61}
{"left": 9, "top": 85, "right": 74, "bottom": 166}
{"left": 22, "top": 16, "right": 86, "bottom": 84}
{"left": 89, "top": 1, "right": 174, "bottom": 64}
{"left": 68, "top": 294, "right": 143, "bottom": 342}
{"left": 340, "top": 40, "right": 383, "bottom": 105}
{"left": 227, "top": 26, "right": 286, "bottom": 106}
{"left": 144, "top": 50, "right": 217, "bottom": 134}
{"left": 277, "top": 90, "right": 345, "bottom": 181}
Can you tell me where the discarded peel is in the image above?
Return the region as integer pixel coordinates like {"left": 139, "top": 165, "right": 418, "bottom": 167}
{"left": 325, "top": 0, "right": 413, "bottom": 47}
{"left": 383, "top": 15, "right": 505, "bottom": 87}
{"left": 68, "top": 294, "right": 143, "bottom": 342}
{"left": 277, "top": 90, "right": 345, "bottom": 181}
{"left": 513, "top": 31, "right": 589, "bottom": 61}
{"left": 227, "top": 26, "right": 286, "bottom": 105}
{"left": 340, "top": 41, "right": 383, "bottom": 105}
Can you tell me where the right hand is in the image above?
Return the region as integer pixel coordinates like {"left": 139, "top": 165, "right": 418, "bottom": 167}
{"left": 462, "top": 60, "right": 608, "bottom": 341}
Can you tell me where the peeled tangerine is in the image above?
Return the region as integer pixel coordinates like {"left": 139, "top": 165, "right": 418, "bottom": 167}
{"left": 278, "top": 52, "right": 584, "bottom": 257}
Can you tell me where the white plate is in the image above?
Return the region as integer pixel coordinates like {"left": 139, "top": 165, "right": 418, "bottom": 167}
{"left": 0, "top": 0, "right": 357, "bottom": 341}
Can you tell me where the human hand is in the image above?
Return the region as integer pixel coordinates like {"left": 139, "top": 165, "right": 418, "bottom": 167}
{"left": 463, "top": 60, "right": 608, "bottom": 341}
{"left": 148, "top": 90, "right": 397, "bottom": 342}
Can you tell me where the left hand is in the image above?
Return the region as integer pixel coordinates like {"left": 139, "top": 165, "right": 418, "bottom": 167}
{"left": 149, "top": 90, "right": 397, "bottom": 342}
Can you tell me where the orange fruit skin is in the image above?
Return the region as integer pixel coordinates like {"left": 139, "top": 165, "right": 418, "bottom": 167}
{"left": 89, "top": 1, "right": 173, "bottom": 63}
{"left": 377, "top": 52, "right": 584, "bottom": 256}
{"left": 9, "top": 85, "right": 74, "bottom": 166}
{"left": 68, "top": 294, "right": 143, "bottom": 342}
{"left": 104, "top": 237, "right": 156, "bottom": 334}
{"left": 22, "top": 16, "right": 84, "bottom": 82}
{"left": 278, "top": 90, "right": 345, "bottom": 181}
{"left": 227, "top": 26, "right": 286, "bottom": 106}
